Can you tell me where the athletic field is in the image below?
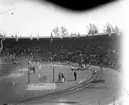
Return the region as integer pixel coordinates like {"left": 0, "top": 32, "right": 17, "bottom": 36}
{"left": 0, "top": 57, "right": 92, "bottom": 104}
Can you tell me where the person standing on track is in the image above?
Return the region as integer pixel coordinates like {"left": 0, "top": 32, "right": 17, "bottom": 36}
{"left": 73, "top": 70, "right": 77, "bottom": 81}
{"left": 58, "top": 72, "right": 61, "bottom": 82}
{"left": 61, "top": 72, "right": 65, "bottom": 83}
{"left": 100, "top": 63, "right": 103, "bottom": 71}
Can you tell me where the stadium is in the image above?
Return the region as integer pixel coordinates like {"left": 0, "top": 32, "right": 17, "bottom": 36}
{"left": 0, "top": 33, "right": 123, "bottom": 105}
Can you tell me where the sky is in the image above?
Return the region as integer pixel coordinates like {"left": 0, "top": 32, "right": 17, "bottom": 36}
{"left": 0, "top": 0, "right": 123, "bottom": 37}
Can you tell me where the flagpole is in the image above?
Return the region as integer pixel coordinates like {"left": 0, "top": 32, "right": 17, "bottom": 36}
{"left": 50, "top": 33, "right": 53, "bottom": 44}
{"left": 50, "top": 33, "right": 54, "bottom": 83}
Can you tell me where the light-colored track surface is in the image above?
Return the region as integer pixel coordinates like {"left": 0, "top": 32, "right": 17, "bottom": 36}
{"left": 0, "top": 63, "right": 93, "bottom": 104}
{"left": 22, "top": 68, "right": 122, "bottom": 105}
{"left": 0, "top": 58, "right": 122, "bottom": 105}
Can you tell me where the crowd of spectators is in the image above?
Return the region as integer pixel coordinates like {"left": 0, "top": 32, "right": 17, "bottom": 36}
{"left": 0, "top": 34, "right": 120, "bottom": 71}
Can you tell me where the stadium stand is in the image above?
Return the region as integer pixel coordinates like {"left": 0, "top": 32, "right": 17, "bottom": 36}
{"left": 0, "top": 33, "right": 120, "bottom": 71}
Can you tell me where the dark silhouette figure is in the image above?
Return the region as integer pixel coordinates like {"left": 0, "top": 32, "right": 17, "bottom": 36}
{"left": 100, "top": 63, "right": 103, "bottom": 71}
{"left": 58, "top": 72, "right": 62, "bottom": 82}
{"left": 73, "top": 71, "right": 77, "bottom": 81}
{"left": 33, "top": 67, "right": 35, "bottom": 73}
{"left": 61, "top": 72, "right": 65, "bottom": 83}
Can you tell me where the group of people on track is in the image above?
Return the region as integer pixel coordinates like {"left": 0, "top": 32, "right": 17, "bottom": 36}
{"left": 58, "top": 70, "right": 77, "bottom": 83}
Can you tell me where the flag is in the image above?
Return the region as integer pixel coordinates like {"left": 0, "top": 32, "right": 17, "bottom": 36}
{"left": 77, "top": 33, "right": 80, "bottom": 38}
{"left": 37, "top": 34, "right": 39, "bottom": 40}
{"left": 30, "top": 34, "right": 33, "bottom": 40}
{"left": 50, "top": 33, "right": 53, "bottom": 43}
{"left": 15, "top": 34, "right": 18, "bottom": 41}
